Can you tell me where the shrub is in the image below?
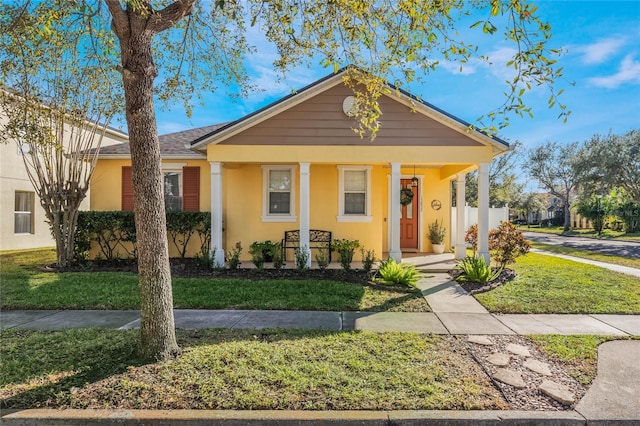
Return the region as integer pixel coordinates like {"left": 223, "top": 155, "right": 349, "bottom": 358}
{"left": 376, "top": 258, "right": 420, "bottom": 287}
{"left": 166, "top": 211, "right": 204, "bottom": 261}
{"left": 315, "top": 250, "right": 329, "bottom": 270}
{"left": 464, "top": 222, "right": 530, "bottom": 268}
{"left": 360, "top": 248, "right": 376, "bottom": 273}
{"left": 464, "top": 224, "right": 478, "bottom": 256}
{"left": 489, "top": 221, "right": 530, "bottom": 268}
{"left": 271, "top": 242, "right": 284, "bottom": 270}
{"left": 455, "top": 256, "right": 501, "bottom": 283}
{"left": 248, "top": 241, "right": 266, "bottom": 271}
{"left": 575, "top": 195, "right": 608, "bottom": 235}
{"left": 333, "top": 239, "right": 360, "bottom": 271}
{"left": 295, "top": 245, "right": 309, "bottom": 272}
{"left": 428, "top": 219, "right": 447, "bottom": 244}
{"left": 227, "top": 242, "right": 242, "bottom": 269}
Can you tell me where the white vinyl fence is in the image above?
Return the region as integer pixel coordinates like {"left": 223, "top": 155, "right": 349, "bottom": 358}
{"left": 450, "top": 205, "right": 509, "bottom": 246}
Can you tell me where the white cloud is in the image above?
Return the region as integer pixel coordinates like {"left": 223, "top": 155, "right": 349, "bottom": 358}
{"left": 575, "top": 37, "right": 627, "bottom": 65}
{"left": 588, "top": 54, "right": 640, "bottom": 88}
{"left": 437, "top": 60, "right": 478, "bottom": 75}
{"left": 436, "top": 47, "right": 518, "bottom": 80}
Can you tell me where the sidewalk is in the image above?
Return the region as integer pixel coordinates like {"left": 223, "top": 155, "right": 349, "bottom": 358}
{"left": 2, "top": 273, "right": 639, "bottom": 425}
{"left": 2, "top": 275, "right": 639, "bottom": 336}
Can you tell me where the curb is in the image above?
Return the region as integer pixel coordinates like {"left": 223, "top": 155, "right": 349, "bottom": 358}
{"left": 1, "top": 408, "right": 624, "bottom": 426}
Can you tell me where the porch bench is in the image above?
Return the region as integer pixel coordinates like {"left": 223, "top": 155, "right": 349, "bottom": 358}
{"left": 282, "top": 229, "right": 332, "bottom": 262}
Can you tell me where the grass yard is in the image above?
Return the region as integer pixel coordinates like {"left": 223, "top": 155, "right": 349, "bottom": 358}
{"left": 0, "top": 328, "right": 506, "bottom": 410}
{"left": 475, "top": 252, "right": 640, "bottom": 314}
{"left": 518, "top": 225, "right": 640, "bottom": 241}
{"left": 531, "top": 242, "right": 640, "bottom": 269}
{"left": 528, "top": 335, "right": 619, "bottom": 385}
{"left": 0, "top": 249, "right": 429, "bottom": 312}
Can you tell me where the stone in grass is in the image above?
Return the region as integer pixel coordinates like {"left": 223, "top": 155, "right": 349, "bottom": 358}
{"left": 524, "top": 358, "right": 552, "bottom": 376}
{"left": 493, "top": 368, "right": 526, "bottom": 388}
{"left": 539, "top": 380, "right": 575, "bottom": 405}
{"left": 506, "top": 343, "right": 531, "bottom": 357}
{"left": 487, "top": 352, "right": 510, "bottom": 366}
{"left": 468, "top": 335, "right": 493, "bottom": 346}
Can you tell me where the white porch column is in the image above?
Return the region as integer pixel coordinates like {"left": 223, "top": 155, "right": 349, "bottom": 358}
{"left": 299, "top": 162, "right": 311, "bottom": 267}
{"left": 477, "top": 163, "right": 490, "bottom": 264}
{"left": 389, "top": 162, "right": 402, "bottom": 262}
{"left": 210, "top": 161, "right": 225, "bottom": 267}
{"left": 455, "top": 173, "right": 466, "bottom": 260}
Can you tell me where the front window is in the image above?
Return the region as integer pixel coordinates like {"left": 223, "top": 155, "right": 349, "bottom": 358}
{"left": 338, "top": 166, "right": 372, "bottom": 222}
{"left": 14, "top": 191, "right": 34, "bottom": 234}
{"left": 163, "top": 171, "right": 183, "bottom": 211}
{"left": 262, "top": 165, "right": 297, "bottom": 222}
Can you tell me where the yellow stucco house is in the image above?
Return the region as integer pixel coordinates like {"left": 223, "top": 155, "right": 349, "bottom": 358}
{"left": 91, "top": 69, "right": 508, "bottom": 266}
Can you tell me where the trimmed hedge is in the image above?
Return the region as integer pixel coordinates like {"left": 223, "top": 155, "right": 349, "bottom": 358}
{"left": 75, "top": 211, "right": 210, "bottom": 261}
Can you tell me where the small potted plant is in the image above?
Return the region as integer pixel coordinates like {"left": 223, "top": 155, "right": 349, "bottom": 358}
{"left": 428, "top": 219, "right": 447, "bottom": 254}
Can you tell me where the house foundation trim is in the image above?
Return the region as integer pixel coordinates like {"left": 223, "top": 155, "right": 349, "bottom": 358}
{"left": 210, "top": 161, "right": 225, "bottom": 267}
{"left": 455, "top": 173, "right": 466, "bottom": 260}
{"left": 477, "top": 163, "right": 490, "bottom": 264}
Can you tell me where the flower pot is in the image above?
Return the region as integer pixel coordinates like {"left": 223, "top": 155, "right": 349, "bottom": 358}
{"left": 432, "top": 243, "right": 445, "bottom": 254}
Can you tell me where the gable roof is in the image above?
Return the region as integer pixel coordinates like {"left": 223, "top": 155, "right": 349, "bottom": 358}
{"left": 189, "top": 67, "right": 509, "bottom": 152}
{"left": 97, "top": 124, "right": 226, "bottom": 158}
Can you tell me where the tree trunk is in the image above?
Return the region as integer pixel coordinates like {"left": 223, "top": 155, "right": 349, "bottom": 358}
{"left": 563, "top": 198, "right": 571, "bottom": 232}
{"left": 119, "top": 31, "right": 179, "bottom": 361}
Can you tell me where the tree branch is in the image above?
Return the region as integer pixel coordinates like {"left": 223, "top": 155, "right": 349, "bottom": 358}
{"left": 104, "top": 0, "right": 129, "bottom": 39}
{"left": 148, "top": 0, "right": 195, "bottom": 34}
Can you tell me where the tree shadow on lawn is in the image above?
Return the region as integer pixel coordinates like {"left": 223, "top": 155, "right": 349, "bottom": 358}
{"left": 0, "top": 328, "right": 145, "bottom": 409}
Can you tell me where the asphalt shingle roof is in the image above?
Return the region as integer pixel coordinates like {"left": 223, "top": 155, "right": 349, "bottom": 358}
{"left": 98, "top": 124, "right": 227, "bottom": 157}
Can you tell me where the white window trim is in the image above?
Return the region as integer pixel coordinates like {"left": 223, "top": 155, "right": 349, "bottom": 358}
{"left": 337, "top": 165, "right": 372, "bottom": 223}
{"left": 162, "top": 163, "right": 185, "bottom": 211}
{"left": 262, "top": 165, "right": 297, "bottom": 222}
{"left": 14, "top": 191, "right": 34, "bottom": 234}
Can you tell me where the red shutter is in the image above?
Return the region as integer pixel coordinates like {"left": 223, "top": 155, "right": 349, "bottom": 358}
{"left": 182, "top": 166, "right": 200, "bottom": 211}
{"left": 122, "top": 166, "right": 134, "bottom": 211}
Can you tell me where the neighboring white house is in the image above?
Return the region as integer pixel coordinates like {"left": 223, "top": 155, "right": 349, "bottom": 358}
{"left": 0, "top": 110, "right": 128, "bottom": 251}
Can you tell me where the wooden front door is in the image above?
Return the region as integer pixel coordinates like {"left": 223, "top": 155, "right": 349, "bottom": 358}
{"left": 400, "top": 179, "right": 419, "bottom": 250}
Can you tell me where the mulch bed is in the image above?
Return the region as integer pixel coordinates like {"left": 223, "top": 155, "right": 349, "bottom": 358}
{"left": 46, "top": 258, "right": 421, "bottom": 293}
{"left": 449, "top": 268, "right": 517, "bottom": 294}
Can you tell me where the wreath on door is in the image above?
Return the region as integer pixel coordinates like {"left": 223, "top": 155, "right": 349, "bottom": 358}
{"left": 400, "top": 187, "right": 414, "bottom": 206}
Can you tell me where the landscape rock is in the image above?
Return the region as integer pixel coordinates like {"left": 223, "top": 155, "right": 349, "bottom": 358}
{"left": 486, "top": 352, "right": 510, "bottom": 366}
{"left": 524, "top": 358, "right": 552, "bottom": 376}
{"left": 539, "top": 380, "right": 575, "bottom": 405}
{"left": 506, "top": 343, "right": 531, "bottom": 357}
{"left": 468, "top": 335, "right": 493, "bottom": 345}
{"left": 493, "top": 368, "right": 526, "bottom": 388}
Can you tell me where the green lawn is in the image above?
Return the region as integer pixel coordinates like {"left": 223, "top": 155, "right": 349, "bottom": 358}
{"left": 518, "top": 225, "right": 640, "bottom": 241}
{"left": 531, "top": 242, "right": 640, "bottom": 269}
{"left": 0, "top": 329, "right": 505, "bottom": 410}
{"left": 475, "top": 252, "right": 640, "bottom": 314}
{"left": 528, "top": 335, "right": 619, "bottom": 385}
{"left": 0, "top": 249, "right": 429, "bottom": 312}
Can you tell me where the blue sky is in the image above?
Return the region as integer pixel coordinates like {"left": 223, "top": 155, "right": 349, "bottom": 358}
{"left": 154, "top": 0, "right": 640, "bottom": 150}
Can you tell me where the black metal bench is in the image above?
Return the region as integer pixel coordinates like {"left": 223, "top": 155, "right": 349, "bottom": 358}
{"left": 282, "top": 229, "right": 332, "bottom": 262}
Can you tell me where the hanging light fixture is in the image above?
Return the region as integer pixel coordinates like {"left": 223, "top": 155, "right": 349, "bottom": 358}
{"left": 411, "top": 165, "right": 418, "bottom": 187}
